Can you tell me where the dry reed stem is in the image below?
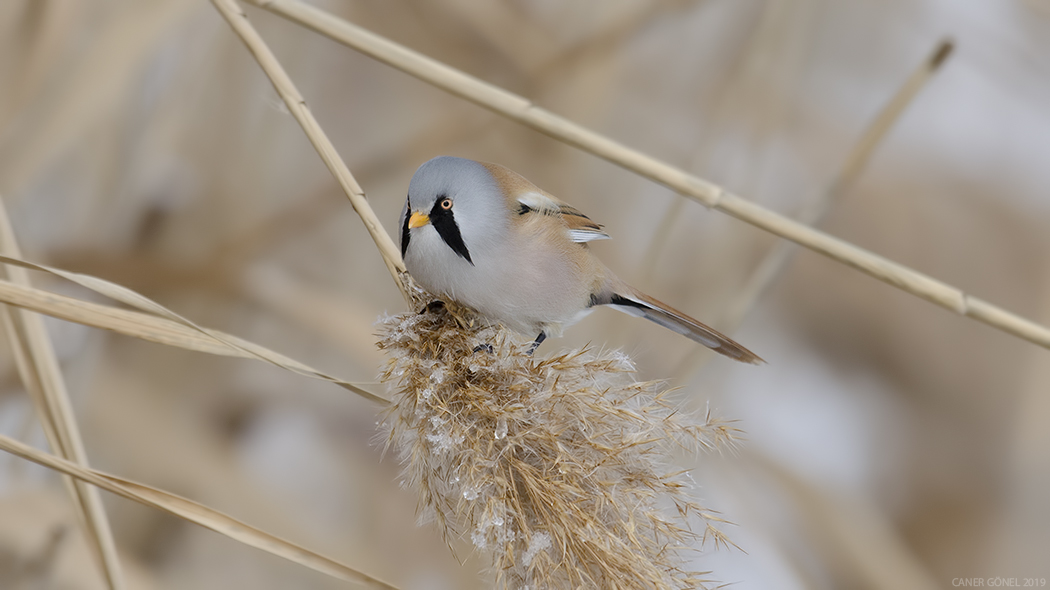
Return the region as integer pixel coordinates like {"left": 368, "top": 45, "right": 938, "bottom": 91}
{"left": 0, "top": 204, "right": 125, "bottom": 589}
{"left": 249, "top": 0, "right": 1050, "bottom": 353}
{"left": 0, "top": 257, "right": 387, "bottom": 404}
{"left": 722, "top": 38, "right": 956, "bottom": 329}
{"left": 209, "top": 0, "right": 409, "bottom": 301}
{"left": 377, "top": 299, "right": 739, "bottom": 589}
{"left": 676, "top": 39, "right": 955, "bottom": 379}
{"left": 639, "top": 0, "right": 795, "bottom": 283}
{"left": 0, "top": 433, "right": 398, "bottom": 590}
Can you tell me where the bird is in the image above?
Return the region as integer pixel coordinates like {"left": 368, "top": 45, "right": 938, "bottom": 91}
{"left": 398, "top": 156, "right": 763, "bottom": 364}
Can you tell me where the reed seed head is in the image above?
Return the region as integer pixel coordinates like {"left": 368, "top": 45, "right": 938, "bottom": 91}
{"left": 377, "top": 295, "right": 738, "bottom": 589}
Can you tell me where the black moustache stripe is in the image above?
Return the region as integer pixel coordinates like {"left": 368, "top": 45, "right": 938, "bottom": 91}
{"left": 401, "top": 199, "right": 411, "bottom": 259}
{"left": 430, "top": 198, "right": 473, "bottom": 265}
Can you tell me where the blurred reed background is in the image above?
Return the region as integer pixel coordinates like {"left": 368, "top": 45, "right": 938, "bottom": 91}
{"left": 1, "top": 0, "right": 1049, "bottom": 588}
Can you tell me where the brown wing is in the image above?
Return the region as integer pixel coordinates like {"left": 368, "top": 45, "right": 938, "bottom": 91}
{"left": 555, "top": 203, "right": 608, "bottom": 240}
{"left": 480, "top": 160, "right": 610, "bottom": 242}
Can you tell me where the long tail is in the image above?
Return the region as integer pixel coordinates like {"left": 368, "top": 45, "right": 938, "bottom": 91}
{"left": 605, "top": 289, "right": 764, "bottom": 364}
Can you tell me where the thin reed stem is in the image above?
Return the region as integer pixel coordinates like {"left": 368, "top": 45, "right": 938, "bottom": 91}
{"left": 0, "top": 201, "right": 125, "bottom": 590}
{"left": 677, "top": 39, "right": 956, "bottom": 379}
{"left": 0, "top": 433, "right": 398, "bottom": 590}
{"left": 210, "top": 0, "right": 410, "bottom": 302}
{"left": 0, "top": 270, "right": 387, "bottom": 405}
{"left": 726, "top": 39, "right": 956, "bottom": 328}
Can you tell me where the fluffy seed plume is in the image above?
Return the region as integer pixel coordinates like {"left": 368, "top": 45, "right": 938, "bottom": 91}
{"left": 377, "top": 295, "right": 738, "bottom": 589}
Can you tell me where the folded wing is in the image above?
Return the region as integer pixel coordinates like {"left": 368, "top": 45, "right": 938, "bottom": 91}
{"left": 516, "top": 191, "right": 611, "bottom": 243}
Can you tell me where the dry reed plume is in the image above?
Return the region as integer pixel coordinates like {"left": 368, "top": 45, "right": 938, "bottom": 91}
{"left": 377, "top": 294, "right": 737, "bottom": 589}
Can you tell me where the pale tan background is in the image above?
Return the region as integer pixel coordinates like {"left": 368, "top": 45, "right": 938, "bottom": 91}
{"left": 1, "top": 0, "right": 1048, "bottom": 588}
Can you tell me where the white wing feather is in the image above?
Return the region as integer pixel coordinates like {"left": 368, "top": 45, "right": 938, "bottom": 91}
{"left": 517, "top": 192, "right": 610, "bottom": 243}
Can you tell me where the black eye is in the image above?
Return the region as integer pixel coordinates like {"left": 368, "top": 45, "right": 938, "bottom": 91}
{"left": 439, "top": 198, "right": 453, "bottom": 210}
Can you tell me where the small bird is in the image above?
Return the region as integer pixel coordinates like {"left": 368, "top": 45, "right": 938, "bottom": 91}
{"left": 399, "top": 156, "right": 763, "bottom": 364}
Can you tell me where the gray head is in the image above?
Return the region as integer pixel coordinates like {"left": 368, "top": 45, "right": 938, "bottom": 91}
{"left": 400, "top": 156, "right": 508, "bottom": 266}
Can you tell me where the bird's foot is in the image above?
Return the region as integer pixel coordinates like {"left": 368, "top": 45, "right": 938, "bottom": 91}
{"left": 526, "top": 332, "right": 547, "bottom": 356}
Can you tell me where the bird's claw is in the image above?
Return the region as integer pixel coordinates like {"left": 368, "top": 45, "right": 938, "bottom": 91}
{"left": 526, "top": 332, "right": 547, "bottom": 356}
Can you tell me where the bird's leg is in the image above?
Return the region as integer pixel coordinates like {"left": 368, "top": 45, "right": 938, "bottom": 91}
{"left": 526, "top": 332, "right": 547, "bottom": 356}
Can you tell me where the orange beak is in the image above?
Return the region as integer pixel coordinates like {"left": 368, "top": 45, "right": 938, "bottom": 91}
{"left": 408, "top": 211, "right": 430, "bottom": 228}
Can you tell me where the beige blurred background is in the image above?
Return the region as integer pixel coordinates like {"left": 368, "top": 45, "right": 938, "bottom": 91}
{"left": 1, "top": 0, "right": 1049, "bottom": 588}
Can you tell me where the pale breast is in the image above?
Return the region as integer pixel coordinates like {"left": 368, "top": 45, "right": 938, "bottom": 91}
{"left": 404, "top": 217, "right": 600, "bottom": 337}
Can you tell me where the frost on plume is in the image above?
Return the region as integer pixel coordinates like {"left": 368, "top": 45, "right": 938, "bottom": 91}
{"left": 377, "top": 299, "right": 738, "bottom": 590}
